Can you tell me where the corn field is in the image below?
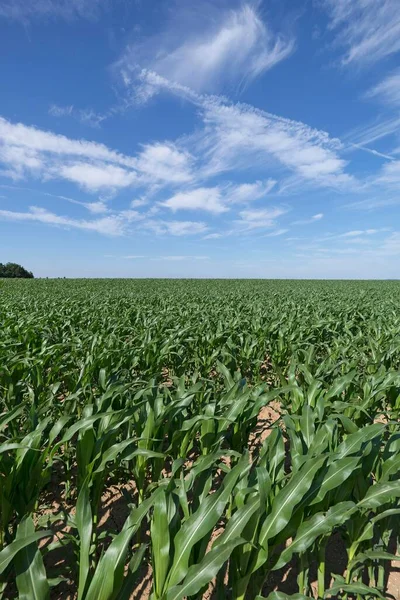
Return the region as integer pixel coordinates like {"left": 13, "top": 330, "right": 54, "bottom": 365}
{"left": 1, "top": 278, "right": 400, "bottom": 600}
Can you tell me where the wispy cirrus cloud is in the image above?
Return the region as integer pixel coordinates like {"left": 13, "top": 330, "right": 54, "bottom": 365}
{"left": 340, "top": 229, "right": 384, "bottom": 238}
{"left": 121, "top": 255, "right": 146, "bottom": 259}
{"left": 226, "top": 179, "right": 277, "bottom": 202}
{"left": 344, "top": 197, "right": 400, "bottom": 211}
{"left": 135, "top": 70, "right": 354, "bottom": 191}
{"left": 49, "top": 104, "right": 107, "bottom": 128}
{"left": 320, "top": 0, "right": 400, "bottom": 66}
{"left": 264, "top": 228, "right": 289, "bottom": 237}
{"left": 106, "top": 254, "right": 209, "bottom": 261}
{"left": 0, "top": 185, "right": 111, "bottom": 215}
{"left": 366, "top": 70, "right": 400, "bottom": 108}
{"left": 375, "top": 161, "right": 400, "bottom": 187}
{"left": 119, "top": 3, "right": 294, "bottom": 96}
{"left": 157, "top": 255, "right": 208, "bottom": 261}
{"left": 235, "top": 206, "right": 287, "bottom": 231}
{"left": 0, "top": 205, "right": 128, "bottom": 236}
{"left": 203, "top": 232, "right": 223, "bottom": 240}
{"left": 0, "top": 116, "right": 193, "bottom": 192}
{"left": 0, "top": 202, "right": 209, "bottom": 238}
{"left": 343, "top": 117, "right": 400, "bottom": 152}
{"left": 44, "top": 192, "right": 110, "bottom": 214}
{"left": 292, "top": 213, "right": 323, "bottom": 225}
{"left": 194, "top": 98, "right": 354, "bottom": 190}
{"left": 142, "top": 219, "right": 208, "bottom": 236}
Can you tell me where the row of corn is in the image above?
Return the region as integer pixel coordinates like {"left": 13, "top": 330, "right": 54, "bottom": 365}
{"left": 0, "top": 279, "right": 399, "bottom": 599}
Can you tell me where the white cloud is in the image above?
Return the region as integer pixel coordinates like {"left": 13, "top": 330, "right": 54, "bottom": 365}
{"left": 343, "top": 116, "right": 400, "bottom": 149}
{"left": 118, "top": 209, "right": 144, "bottom": 223}
{"left": 227, "top": 179, "right": 277, "bottom": 203}
{"left": 161, "top": 180, "right": 279, "bottom": 214}
{"left": 0, "top": 206, "right": 125, "bottom": 236}
{"left": 119, "top": 4, "right": 294, "bottom": 96}
{"left": 122, "top": 255, "right": 146, "bottom": 259}
{"left": 43, "top": 192, "right": 110, "bottom": 214}
{"left": 59, "top": 163, "right": 137, "bottom": 192}
{"left": 292, "top": 212, "right": 324, "bottom": 225}
{"left": 203, "top": 232, "right": 223, "bottom": 240}
{"left": 341, "top": 229, "right": 381, "bottom": 238}
{"left": 142, "top": 219, "right": 208, "bottom": 236}
{"left": 50, "top": 104, "right": 107, "bottom": 128}
{"left": 344, "top": 197, "right": 400, "bottom": 211}
{"left": 84, "top": 201, "right": 109, "bottom": 214}
{"left": 131, "top": 198, "right": 149, "bottom": 208}
{"left": 379, "top": 232, "right": 400, "bottom": 255}
{"left": 0, "top": 115, "right": 136, "bottom": 169}
{"left": 376, "top": 161, "right": 400, "bottom": 186}
{"left": 0, "top": 116, "right": 195, "bottom": 192}
{"left": 77, "top": 108, "right": 107, "bottom": 128}
{"left": 135, "top": 143, "right": 193, "bottom": 183}
{"left": 264, "top": 228, "right": 289, "bottom": 237}
{"left": 367, "top": 70, "right": 400, "bottom": 107}
{"left": 49, "top": 104, "right": 74, "bottom": 117}
{"left": 161, "top": 187, "right": 227, "bottom": 214}
{"left": 130, "top": 70, "right": 353, "bottom": 191}
{"left": 0, "top": 143, "right": 43, "bottom": 178}
{"left": 0, "top": 203, "right": 210, "bottom": 239}
{"left": 158, "top": 255, "right": 208, "bottom": 261}
{"left": 321, "top": 0, "right": 400, "bottom": 65}
{"left": 235, "top": 206, "right": 287, "bottom": 230}
{"left": 0, "top": 0, "right": 107, "bottom": 22}
{"left": 184, "top": 94, "right": 354, "bottom": 190}
{"left": 134, "top": 72, "right": 353, "bottom": 192}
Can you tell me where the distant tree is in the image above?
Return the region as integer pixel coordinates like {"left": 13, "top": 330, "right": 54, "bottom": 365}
{"left": 0, "top": 262, "right": 34, "bottom": 278}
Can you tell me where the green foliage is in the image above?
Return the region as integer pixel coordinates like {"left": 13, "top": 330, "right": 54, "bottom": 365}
{"left": 0, "top": 279, "right": 399, "bottom": 599}
{"left": 0, "top": 262, "right": 33, "bottom": 278}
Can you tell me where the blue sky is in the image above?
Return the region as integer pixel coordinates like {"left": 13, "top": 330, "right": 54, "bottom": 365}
{"left": 1, "top": 0, "right": 400, "bottom": 278}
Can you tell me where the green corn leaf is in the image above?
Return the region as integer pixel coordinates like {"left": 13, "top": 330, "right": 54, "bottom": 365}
{"left": 0, "top": 442, "right": 36, "bottom": 454}
{"left": 151, "top": 489, "right": 170, "bottom": 598}
{"left": 48, "top": 415, "right": 72, "bottom": 444}
{"left": 309, "top": 455, "right": 361, "bottom": 505}
{"left": 358, "top": 480, "right": 400, "bottom": 509}
{"left": 216, "top": 361, "right": 235, "bottom": 389}
{"left": 350, "top": 550, "right": 400, "bottom": 567}
{"left": 85, "top": 489, "right": 161, "bottom": 600}
{"left": 0, "top": 403, "right": 26, "bottom": 431}
{"left": 214, "top": 495, "right": 260, "bottom": 548}
{"left": 76, "top": 477, "right": 93, "bottom": 600}
{"left": 325, "top": 371, "right": 356, "bottom": 400}
{"left": 258, "top": 456, "right": 325, "bottom": 552}
{"left": 0, "top": 531, "right": 52, "bottom": 574}
{"left": 381, "top": 453, "right": 400, "bottom": 480}
{"left": 273, "top": 501, "right": 356, "bottom": 570}
{"left": 165, "top": 538, "right": 244, "bottom": 600}
{"left": 335, "top": 424, "right": 385, "bottom": 460}
{"left": 166, "top": 453, "right": 250, "bottom": 588}
{"left": 300, "top": 405, "right": 315, "bottom": 449}
{"left": 117, "top": 545, "right": 148, "bottom": 600}
{"left": 324, "top": 581, "right": 385, "bottom": 598}
{"left": 14, "top": 515, "right": 50, "bottom": 600}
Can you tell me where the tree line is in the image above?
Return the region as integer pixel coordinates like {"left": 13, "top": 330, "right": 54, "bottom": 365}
{"left": 0, "top": 263, "right": 34, "bottom": 278}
